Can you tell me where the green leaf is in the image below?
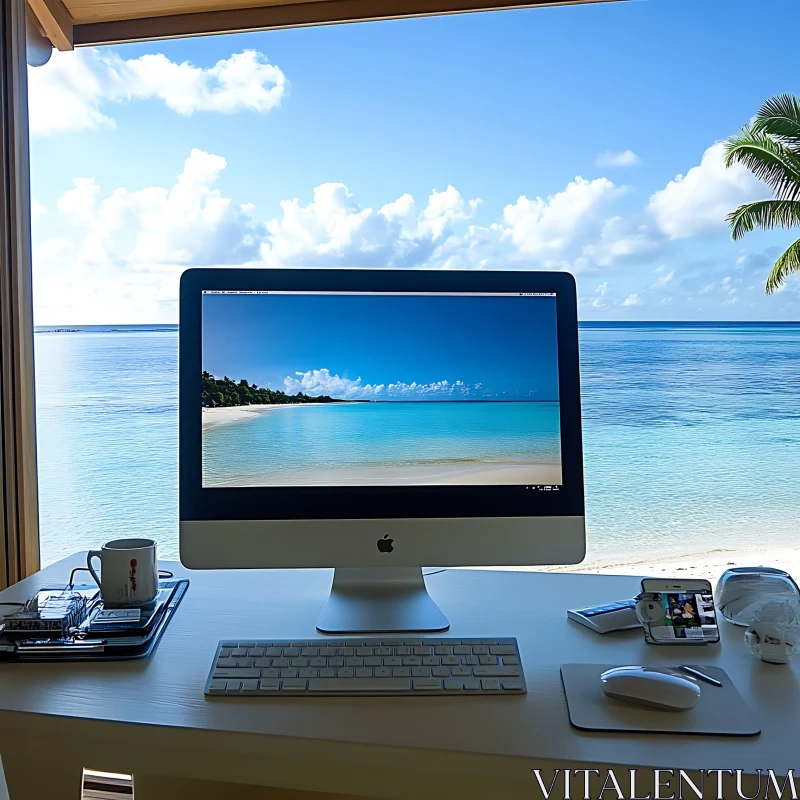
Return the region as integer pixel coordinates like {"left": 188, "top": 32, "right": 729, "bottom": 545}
{"left": 724, "top": 127, "right": 800, "bottom": 202}
{"left": 727, "top": 199, "right": 800, "bottom": 240}
{"left": 766, "top": 237, "right": 800, "bottom": 294}
{"left": 751, "top": 94, "right": 800, "bottom": 147}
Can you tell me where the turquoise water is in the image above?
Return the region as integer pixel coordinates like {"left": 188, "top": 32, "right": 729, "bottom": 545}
{"left": 34, "top": 323, "right": 799, "bottom": 566}
{"left": 202, "top": 402, "right": 562, "bottom": 486}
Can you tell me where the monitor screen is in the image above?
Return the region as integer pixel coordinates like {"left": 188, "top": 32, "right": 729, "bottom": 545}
{"left": 200, "top": 290, "right": 562, "bottom": 490}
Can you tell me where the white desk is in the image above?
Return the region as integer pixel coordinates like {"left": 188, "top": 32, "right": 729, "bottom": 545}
{"left": 0, "top": 554, "right": 796, "bottom": 799}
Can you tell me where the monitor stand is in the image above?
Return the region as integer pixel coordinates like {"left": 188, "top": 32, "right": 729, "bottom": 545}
{"left": 316, "top": 567, "right": 450, "bottom": 634}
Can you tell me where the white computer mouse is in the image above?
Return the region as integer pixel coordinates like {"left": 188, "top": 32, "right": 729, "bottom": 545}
{"left": 600, "top": 666, "right": 701, "bottom": 711}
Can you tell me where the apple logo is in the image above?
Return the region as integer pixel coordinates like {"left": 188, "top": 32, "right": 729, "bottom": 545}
{"left": 377, "top": 534, "right": 394, "bottom": 554}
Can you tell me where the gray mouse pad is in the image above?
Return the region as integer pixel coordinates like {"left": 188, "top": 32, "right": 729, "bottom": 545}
{"left": 560, "top": 664, "right": 760, "bottom": 736}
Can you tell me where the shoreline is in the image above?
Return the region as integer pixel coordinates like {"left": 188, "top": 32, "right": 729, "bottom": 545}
{"left": 204, "top": 461, "right": 563, "bottom": 487}
{"left": 536, "top": 544, "right": 800, "bottom": 584}
{"left": 202, "top": 402, "right": 355, "bottom": 429}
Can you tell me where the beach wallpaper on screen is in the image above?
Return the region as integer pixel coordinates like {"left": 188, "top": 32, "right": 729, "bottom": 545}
{"left": 201, "top": 292, "right": 562, "bottom": 487}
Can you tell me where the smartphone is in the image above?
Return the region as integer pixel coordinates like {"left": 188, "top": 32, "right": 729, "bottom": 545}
{"left": 637, "top": 579, "right": 720, "bottom": 645}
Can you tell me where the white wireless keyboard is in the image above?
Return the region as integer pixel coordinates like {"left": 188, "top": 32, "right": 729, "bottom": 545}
{"left": 204, "top": 637, "right": 526, "bottom": 696}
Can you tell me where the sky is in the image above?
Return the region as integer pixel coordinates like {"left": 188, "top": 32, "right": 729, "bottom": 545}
{"left": 29, "top": 0, "right": 800, "bottom": 323}
{"left": 201, "top": 292, "right": 559, "bottom": 400}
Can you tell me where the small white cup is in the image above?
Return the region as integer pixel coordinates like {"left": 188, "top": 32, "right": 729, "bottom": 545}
{"left": 87, "top": 538, "right": 159, "bottom": 608}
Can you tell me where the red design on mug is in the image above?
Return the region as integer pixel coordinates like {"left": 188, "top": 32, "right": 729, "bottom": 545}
{"left": 130, "top": 558, "right": 138, "bottom": 592}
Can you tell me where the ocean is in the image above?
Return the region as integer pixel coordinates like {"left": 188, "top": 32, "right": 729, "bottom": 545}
{"left": 34, "top": 322, "right": 799, "bottom": 567}
{"left": 202, "top": 401, "right": 562, "bottom": 486}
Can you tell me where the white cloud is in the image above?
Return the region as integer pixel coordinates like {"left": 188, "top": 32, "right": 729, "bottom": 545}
{"left": 61, "top": 149, "right": 261, "bottom": 268}
{"left": 261, "top": 183, "right": 481, "bottom": 269}
{"left": 647, "top": 143, "right": 765, "bottom": 239}
{"left": 596, "top": 281, "right": 608, "bottom": 296}
{"left": 622, "top": 293, "right": 641, "bottom": 307}
{"left": 284, "top": 368, "right": 474, "bottom": 400}
{"left": 595, "top": 150, "right": 641, "bottom": 168}
{"left": 28, "top": 48, "right": 287, "bottom": 135}
{"left": 651, "top": 269, "right": 675, "bottom": 287}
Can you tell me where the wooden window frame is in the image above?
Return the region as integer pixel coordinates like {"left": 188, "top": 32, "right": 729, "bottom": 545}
{"left": 0, "top": 0, "right": 39, "bottom": 587}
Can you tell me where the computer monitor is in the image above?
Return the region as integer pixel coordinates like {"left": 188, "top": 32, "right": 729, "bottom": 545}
{"left": 179, "top": 268, "right": 585, "bottom": 633}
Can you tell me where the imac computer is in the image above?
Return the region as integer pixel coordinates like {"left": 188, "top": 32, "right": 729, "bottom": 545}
{"left": 179, "top": 268, "right": 585, "bottom": 633}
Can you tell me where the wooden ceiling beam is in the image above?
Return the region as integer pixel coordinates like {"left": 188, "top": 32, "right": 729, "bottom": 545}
{"left": 72, "top": 0, "right": 623, "bottom": 46}
{"left": 27, "top": 0, "right": 73, "bottom": 50}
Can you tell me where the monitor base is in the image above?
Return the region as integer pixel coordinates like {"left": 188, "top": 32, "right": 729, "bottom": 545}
{"left": 316, "top": 567, "right": 450, "bottom": 634}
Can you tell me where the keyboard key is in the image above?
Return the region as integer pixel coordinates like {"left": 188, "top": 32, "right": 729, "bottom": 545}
{"left": 422, "top": 657, "right": 440, "bottom": 666}
{"left": 345, "top": 657, "right": 364, "bottom": 667}
{"left": 410, "top": 667, "right": 430, "bottom": 678}
{"left": 443, "top": 678, "right": 462, "bottom": 691}
{"left": 374, "top": 667, "right": 392, "bottom": 678}
{"left": 253, "top": 658, "right": 271, "bottom": 668}
{"left": 290, "top": 658, "right": 309, "bottom": 667}
{"left": 413, "top": 678, "right": 442, "bottom": 691}
{"left": 451, "top": 666, "right": 471, "bottom": 677}
{"left": 383, "top": 657, "right": 402, "bottom": 667}
{"left": 337, "top": 668, "right": 354, "bottom": 678}
{"left": 472, "top": 666, "right": 521, "bottom": 678}
{"left": 247, "top": 648, "right": 265, "bottom": 658}
{"left": 259, "top": 679, "right": 280, "bottom": 691}
{"left": 356, "top": 647, "right": 372, "bottom": 656}
{"left": 441, "top": 656, "right": 458, "bottom": 666}
{"left": 395, "top": 646, "right": 410, "bottom": 656}
{"left": 265, "top": 647, "right": 283, "bottom": 657}
{"left": 272, "top": 659, "right": 289, "bottom": 669}
{"left": 453, "top": 646, "right": 470, "bottom": 655}
{"left": 261, "top": 668, "right": 280, "bottom": 679}
{"left": 402, "top": 657, "right": 422, "bottom": 666}
{"left": 284, "top": 648, "right": 300, "bottom": 658}
{"left": 502, "top": 656, "right": 520, "bottom": 666}
{"left": 310, "top": 658, "right": 327, "bottom": 668}
{"left": 462, "top": 678, "right": 481, "bottom": 691}
{"left": 461, "top": 656, "right": 480, "bottom": 666}
{"left": 434, "top": 646, "right": 450, "bottom": 655}
{"left": 230, "top": 648, "right": 248, "bottom": 658}
{"left": 219, "top": 647, "right": 233, "bottom": 658}
{"left": 355, "top": 668, "right": 373, "bottom": 678}
{"left": 365, "top": 657, "right": 382, "bottom": 667}
{"left": 319, "top": 668, "right": 336, "bottom": 678}
{"left": 472, "top": 645, "right": 489, "bottom": 655}
{"left": 208, "top": 679, "right": 226, "bottom": 694}
{"left": 214, "top": 668, "right": 260, "bottom": 679}
{"left": 375, "top": 647, "right": 391, "bottom": 656}
{"left": 392, "top": 667, "right": 410, "bottom": 677}
{"left": 490, "top": 646, "right": 516, "bottom": 656}
{"left": 241, "top": 679, "right": 259, "bottom": 692}
{"left": 279, "top": 669, "right": 298, "bottom": 679}
{"left": 281, "top": 679, "right": 308, "bottom": 691}
{"left": 308, "top": 678, "right": 410, "bottom": 693}
{"left": 298, "top": 669, "right": 318, "bottom": 679}
{"left": 329, "top": 658, "right": 345, "bottom": 668}
{"left": 501, "top": 679, "right": 524, "bottom": 691}
{"left": 479, "top": 656, "right": 498, "bottom": 665}
{"left": 225, "top": 680, "right": 242, "bottom": 692}
{"left": 413, "top": 646, "right": 432, "bottom": 656}
{"left": 432, "top": 667, "right": 450, "bottom": 678}
{"left": 481, "top": 679, "right": 500, "bottom": 691}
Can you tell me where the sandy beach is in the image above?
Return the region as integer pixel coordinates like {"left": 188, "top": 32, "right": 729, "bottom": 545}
{"left": 202, "top": 403, "right": 345, "bottom": 429}
{"left": 206, "top": 461, "right": 562, "bottom": 487}
{"left": 538, "top": 544, "right": 800, "bottom": 585}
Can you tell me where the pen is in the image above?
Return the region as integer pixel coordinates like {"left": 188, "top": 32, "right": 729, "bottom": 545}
{"left": 679, "top": 665, "right": 723, "bottom": 687}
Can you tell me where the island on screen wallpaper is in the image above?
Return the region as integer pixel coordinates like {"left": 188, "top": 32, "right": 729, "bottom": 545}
{"left": 201, "top": 292, "right": 562, "bottom": 487}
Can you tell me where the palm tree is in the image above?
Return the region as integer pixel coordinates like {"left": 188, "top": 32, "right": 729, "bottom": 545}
{"left": 724, "top": 94, "right": 800, "bottom": 293}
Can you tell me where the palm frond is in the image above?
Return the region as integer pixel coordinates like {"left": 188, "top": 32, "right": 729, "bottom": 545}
{"left": 727, "top": 199, "right": 800, "bottom": 240}
{"left": 751, "top": 94, "right": 800, "bottom": 147}
{"left": 766, "top": 237, "right": 800, "bottom": 294}
{"left": 724, "top": 127, "right": 800, "bottom": 202}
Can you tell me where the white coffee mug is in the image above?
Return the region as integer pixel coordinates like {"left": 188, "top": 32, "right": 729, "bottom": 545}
{"left": 87, "top": 538, "right": 159, "bottom": 608}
